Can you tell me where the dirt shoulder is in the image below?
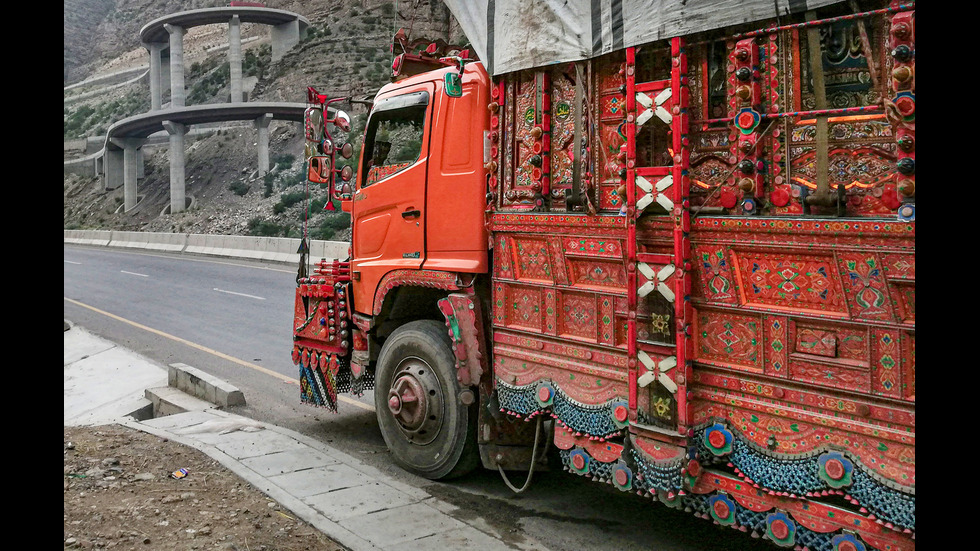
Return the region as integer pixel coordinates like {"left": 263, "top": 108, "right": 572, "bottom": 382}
{"left": 64, "top": 424, "right": 344, "bottom": 550}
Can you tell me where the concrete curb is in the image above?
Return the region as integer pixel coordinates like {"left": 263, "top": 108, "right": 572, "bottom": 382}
{"left": 143, "top": 363, "right": 245, "bottom": 418}
{"left": 168, "top": 362, "right": 245, "bottom": 407}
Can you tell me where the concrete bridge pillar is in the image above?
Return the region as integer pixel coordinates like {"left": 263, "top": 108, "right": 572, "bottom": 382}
{"left": 164, "top": 24, "right": 186, "bottom": 108}
{"left": 163, "top": 121, "right": 188, "bottom": 214}
{"left": 255, "top": 113, "right": 273, "bottom": 176}
{"left": 229, "top": 15, "right": 243, "bottom": 103}
{"left": 109, "top": 138, "right": 147, "bottom": 211}
{"left": 271, "top": 19, "right": 300, "bottom": 62}
{"left": 145, "top": 42, "right": 165, "bottom": 111}
{"left": 103, "top": 148, "right": 124, "bottom": 191}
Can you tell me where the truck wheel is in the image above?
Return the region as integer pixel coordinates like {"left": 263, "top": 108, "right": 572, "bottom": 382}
{"left": 374, "top": 319, "right": 479, "bottom": 480}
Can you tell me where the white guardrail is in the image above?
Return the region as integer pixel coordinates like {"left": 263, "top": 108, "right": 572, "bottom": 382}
{"left": 64, "top": 230, "right": 349, "bottom": 265}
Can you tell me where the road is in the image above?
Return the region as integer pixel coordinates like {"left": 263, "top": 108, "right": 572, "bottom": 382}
{"left": 64, "top": 244, "right": 776, "bottom": 551}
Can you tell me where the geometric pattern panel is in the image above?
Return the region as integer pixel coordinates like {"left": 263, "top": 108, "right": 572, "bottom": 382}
{"left": 560, "top": 291, "right": 598, "bottom": 342}
{"left": 513, "top": 237, "right": 554, "bottom": 283}
{"left": 695, "top": 309, "right": 762, "bottom": 372}
{"left": 789, "top": 357, "right": 870, "bottom": 394}
{"left": 789, "top": 321, "right": 869, "bottom": 364}
{"left": 566, "top": 258, "right": 627, "bottom": 290}
{"left": 732, "top": 251, "right": 848, "bottom": 315}
{"left": 509, "top": 285, "right": 544, "bottom": 332}
{"left": 871, "top": 329, "right": 903, "bottom": 399}
{"left": 764, "top": 315, "right": 788, "bottom": 378}
{"left": 494, "top": 283, "right": 545, "bottom": 332}
{"left": 891, "top": 282, "right": 915, "bottom": 324}
{"left": 493, "top": 235, "right": 515, "bottom": 279}
{"left": 903, "top": 331, "right": 915, "bottom": 401}
{"left": 837, "top": 253, "right": 894, "bottom": 321}
{"left": 692, "top": 245, "right": 739, "bottom": 304}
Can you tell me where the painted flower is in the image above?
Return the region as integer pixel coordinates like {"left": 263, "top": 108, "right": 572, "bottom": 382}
{"left": 765, "top": 510, "right": 796, "bottom": 547}
{"left": 611, "top": 461, "right": 633, "bottom": 492}
{"left": 568, "top": 448, "right": 590, "bottom": 476}
{"left": 609, "top": 400, "right": 630, "bottom": 429}
{"left": 817, "top": 451, "right": 854, "bottom": 489}
{"left": 534, "top": 382, "right": 555, "bottom": 407}
{"left": 708, "top": 494, "right": 736, "bottom": 526}
{"left": 703, "top": 422, "right": 733, "bottom": 456}
{"left": 831, "top": 532, "right": 867, "bottom": 551}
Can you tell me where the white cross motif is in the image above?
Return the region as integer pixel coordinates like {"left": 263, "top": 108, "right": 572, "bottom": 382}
{"left": 637, "top": 262, "right": 675, "bottom": 302}
{"left": 635, "top": 88, "right": 672, "bottom": 128}
{"left": 637, "top": 350, "right": 678, "bottom": 394}
{"left": 636, "top": 174, "right": 674, "bottom": 212}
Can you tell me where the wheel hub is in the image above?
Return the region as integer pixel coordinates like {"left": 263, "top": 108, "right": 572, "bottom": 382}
{"left": 385, "top": 358, "right": 444, "bottom": 445}
{"left": 387, "top": 374, "right": 425, "bottom": 429}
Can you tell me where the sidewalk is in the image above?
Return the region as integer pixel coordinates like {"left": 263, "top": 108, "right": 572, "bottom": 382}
{"left": 64, "top": 321, "right": 545, "bottom": 551}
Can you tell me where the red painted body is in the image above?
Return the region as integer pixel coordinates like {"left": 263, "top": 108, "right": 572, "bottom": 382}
{"left": 294, "top": 4, "right": 914, "bottom": 549}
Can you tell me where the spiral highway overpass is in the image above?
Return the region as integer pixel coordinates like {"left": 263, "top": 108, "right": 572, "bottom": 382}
{"left": 70, "top": 6, "right": 316, "bottom": 215}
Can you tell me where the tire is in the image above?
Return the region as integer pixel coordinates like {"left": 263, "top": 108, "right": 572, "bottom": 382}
{"left": 374, "top": 319, "right": 479, "bottom": 480}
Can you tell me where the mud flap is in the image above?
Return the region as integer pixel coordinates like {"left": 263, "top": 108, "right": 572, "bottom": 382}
{"left": 436, "top": 292, "right": 549, "bottom": 471}
{"left": 478, "top": 388, "right": 551, "bottom": 472}
{"left": 299, "top": 352, "right": 341, "bottom": 411}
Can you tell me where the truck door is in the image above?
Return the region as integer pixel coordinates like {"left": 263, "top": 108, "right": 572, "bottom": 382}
{"left": 351, "top": 85, "right": 434, "bottom": 315}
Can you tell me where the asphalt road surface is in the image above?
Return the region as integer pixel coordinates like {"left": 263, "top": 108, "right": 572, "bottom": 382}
{"left": 64, "top": 244, "right": 777, "bottom": 551}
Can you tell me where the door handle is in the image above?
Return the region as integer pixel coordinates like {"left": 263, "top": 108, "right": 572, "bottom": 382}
{"left": 402, "top": 209, "right": 421, "bottom": 219}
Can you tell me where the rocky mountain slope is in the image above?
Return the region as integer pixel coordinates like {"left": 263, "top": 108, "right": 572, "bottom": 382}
{"left": 64, "top": 0, "right": 464, "bottom": 240}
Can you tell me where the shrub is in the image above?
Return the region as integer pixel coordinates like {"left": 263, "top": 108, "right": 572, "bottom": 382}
{"left": 247, "top": 217, "right": 286, "bottom": 236}
{"left": 310, "top": 213, "right": 351, "bottom": 240}
{"left": 273, "top": 154, "right": 296, "bottom": 170}
{"left": 229, "top": 181, "right": 250, "bottom": 196}
{"left": 263, "top": 173, "right": 275, "bottom": 198}
{"left": 279, "top": 191, "right": 306, "bottom": 208}
{"left": 308, "top": 196, "right": 328, "bottom": 214}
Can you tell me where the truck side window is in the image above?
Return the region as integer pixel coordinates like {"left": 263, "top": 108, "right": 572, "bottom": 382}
{"left": 361, "top": 105, "right": 426, "bottom": 187}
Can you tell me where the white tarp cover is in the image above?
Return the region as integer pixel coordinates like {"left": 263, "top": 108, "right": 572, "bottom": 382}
{"left": 446, "top": 0, "right": 844, "bottom": 76}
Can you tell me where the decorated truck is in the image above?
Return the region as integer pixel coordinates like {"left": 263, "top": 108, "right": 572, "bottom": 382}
{"left": 292, "top": 1, "right": 914, "bottom": 549}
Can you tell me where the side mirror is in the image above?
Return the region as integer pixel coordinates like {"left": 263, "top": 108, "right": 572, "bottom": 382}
{"left": 337, "top": 180, "right": 353, "bottom": 201}
{"left": 339, "top": 142, "right": 353, "bottom": 159}
{"left": 331, "top": 110, "right": 351, "bottom": 132}
{"left": 444, "top": 57, "right": 465, "bottom": 98}
{"left": 308, "top": 156, "right": 331, "bottom": 184}
{"left": 305, "top": 107, "right": 324, "bottom": 141}
{"left": 334, "top": 168, "right": 354, "bottom": 202}
{"left": 444, "top": 72, "right": 462, "bottom": 98}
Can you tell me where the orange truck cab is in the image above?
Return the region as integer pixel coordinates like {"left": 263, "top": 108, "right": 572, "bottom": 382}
{"left": 348, "top": 61, "right": 490, "bottom": 319}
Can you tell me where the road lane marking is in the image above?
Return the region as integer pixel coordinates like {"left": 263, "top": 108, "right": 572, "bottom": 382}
{"left": 213, "top": 288, "right": 266, "bottom": 300}
{"left": 121, "top": 270, "right": 149, "bottom": 277}
{"left": 63, "top": 297, "right": 376, "bottom": 412}
{"left": 65, "top": 260, "right": 81, "bottom": 265}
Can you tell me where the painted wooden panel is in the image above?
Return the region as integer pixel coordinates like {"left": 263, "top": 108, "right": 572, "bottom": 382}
{"left": 512, "top": 236, "right": 555, "bottom": 283}
{"left": 731, "top": 250, "right": 848, "bottom": 316}
{"left": 695, "top": 309, "right": 762, "bottom": 372}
